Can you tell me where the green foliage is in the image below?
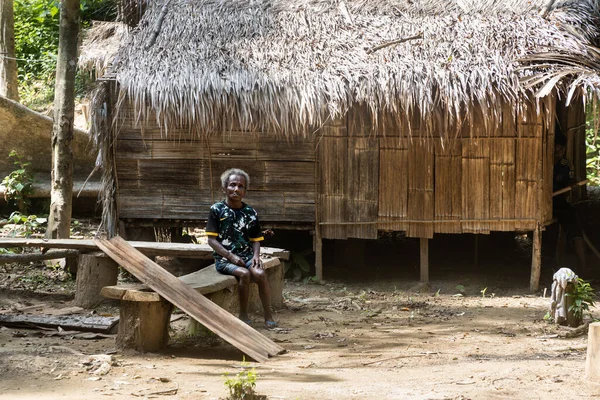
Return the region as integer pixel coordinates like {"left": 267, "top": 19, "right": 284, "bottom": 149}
{"left": 2, "top": 150, "right": 35, "bottom": 213}
{"left": 586, "top": 111, "right": 600, "bottom": 186}
{"left": 224, "top": 360, "right": 258, "bottom": 400}
{"left": 285, "top": 249, "right": 312, "bottom": 280}
{"left": 7, "top": 212, "right": 47, "bottom": 238}
{"left": 13, "top": 0, "right": 117, "bottom": 107}
{"left": 567, "top": 278, "right": 597, "bottom": 320}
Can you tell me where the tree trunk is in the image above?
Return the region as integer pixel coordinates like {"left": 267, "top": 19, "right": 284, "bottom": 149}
{"left": 47, "top": 0, "right": 80, "bottom": 239}
{"left": 0, "top": 0, "right": 19, "bottom": 100}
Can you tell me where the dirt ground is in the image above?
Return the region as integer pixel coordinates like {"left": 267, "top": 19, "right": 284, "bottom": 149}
{"left": 1, "top": 222, "right": 600, "bottom": 399}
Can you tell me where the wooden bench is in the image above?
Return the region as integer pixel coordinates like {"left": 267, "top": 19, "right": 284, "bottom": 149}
{"left": 101, "top": 256, "right": 284, "bottom": 352}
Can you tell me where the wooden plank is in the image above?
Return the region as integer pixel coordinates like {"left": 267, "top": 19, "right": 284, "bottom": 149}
{"left": 0, "top": 239, "right": 289, "bottom": 260}
{"left": 434, "top": 139, "right": 462, "bottom": 233}
{"left": 0, "top": 249, "right": 80, "bottom": 264}
{"left": 0, "top": 314, "right": 119, "bottom": 334}
{"left": 102, "top": 258, "right": 281, "bottom": 302}
{"left": 95, "top": 237, "right": 284, "bottom": 362}
{"left": 407, "top": 141, "right": 434, "bottom": 238}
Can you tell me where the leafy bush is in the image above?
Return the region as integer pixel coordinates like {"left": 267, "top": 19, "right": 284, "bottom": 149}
{"left": 13, "top": 0, "right": 117, "bottom": 106}
{"left": 566, "top": 278, "right": 597, "bottom": 320}
{"left": 2, "top": 150, "right": 35, "bottom": 213}
{"left": 586, "top": 111, "right": 600, "bottom": 186}
{"left": 7, "top": 212, "right": 47, "bottom": 238}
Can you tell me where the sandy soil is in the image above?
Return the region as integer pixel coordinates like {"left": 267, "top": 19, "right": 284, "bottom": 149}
{"left": 1, "top": 220, "right": 600, "bottom": 399}
{"left": 0, "top": 270, "right": 599, "bottom": 400}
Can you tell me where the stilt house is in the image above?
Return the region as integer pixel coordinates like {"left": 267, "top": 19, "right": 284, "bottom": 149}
{"left": 90, "top": 0, "right": 600, "bottom": 290}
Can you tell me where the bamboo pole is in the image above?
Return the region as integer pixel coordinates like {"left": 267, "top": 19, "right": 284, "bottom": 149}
{"left": 420, "top": 238, "right": 429, "bottom": 283}
{"left": 552, "top": 179, "right": 588, "bottom": 197}
{"left": 530, "top": 224, "right": 542, "bottom": 292}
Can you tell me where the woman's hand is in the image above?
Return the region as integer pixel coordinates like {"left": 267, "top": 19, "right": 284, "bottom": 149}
{"left": 227, "top": 252, "right": 246, "bottom": 267}
{"left": 250, "top": 255, "right": 263, "bottom": 269}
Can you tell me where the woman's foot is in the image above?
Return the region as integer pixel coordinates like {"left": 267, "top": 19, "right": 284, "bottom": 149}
{"left": 264, "top": 320, "right": 278, "bottom": 329}
{"left": 239, "top": 315, "right": 252, "bottom": 326}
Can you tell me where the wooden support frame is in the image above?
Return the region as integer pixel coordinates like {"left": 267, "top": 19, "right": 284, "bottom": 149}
{"left": 420, "top": 238, "right": 429, "bottom": 282}
{"left": 530, "top": 225, "right": 542, "bottom": 292}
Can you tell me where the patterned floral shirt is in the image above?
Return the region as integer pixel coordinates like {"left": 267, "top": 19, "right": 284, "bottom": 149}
{"left": 206, "top": 201, "right": 264, "bottom": 261}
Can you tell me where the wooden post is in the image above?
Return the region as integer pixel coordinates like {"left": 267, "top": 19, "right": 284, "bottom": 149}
{"left": 314, "top": 228, "right": 323, "bottom": 281}
{"left": 117, "top": 300, "right": 173, "bottom": 352}
{"left": 75, "top": 252, "right": 118, "bottom": 308}
{"left": 473, "top": 235, "right": 479, "bottom": 269}
{"left": 420, "top": 238, "right": 429, "bottom": 282}
{"left": 530, "top": 225, "right": 542, "bottom": 292}
{"left": 586, "top": 322, "right": 600, "bottom": 380}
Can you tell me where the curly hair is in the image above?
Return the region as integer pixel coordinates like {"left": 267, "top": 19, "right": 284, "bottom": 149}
{"left": 220, "top": 168, "right": 251, "bottom": 189}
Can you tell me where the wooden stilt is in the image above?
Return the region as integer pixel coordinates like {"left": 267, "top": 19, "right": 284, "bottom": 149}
{"left": 473, "top": 235, "right": 479, "bottom": 269}
{"left": 530, "top": 225, "right": 542, "bottom": 292}
{"left": 314, "top": 228, "right": 323, "bottom": 281}
{"left": 420, "top": 238, "right": 429, "bottom": 282}
{"left": 586, "top": 322, "right": 600, "bottom": 380}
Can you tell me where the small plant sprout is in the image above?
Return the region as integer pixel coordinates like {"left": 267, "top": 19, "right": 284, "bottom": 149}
{"left": 223, "top": 358, "right": 259, "bottom": 400}
{"left": 481, "top": 287, "right": 488, "bottom": 298}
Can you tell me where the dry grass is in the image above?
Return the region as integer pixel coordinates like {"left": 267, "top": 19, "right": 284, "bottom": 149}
{"left": 91, "top": 0, "right": 599, "bottom": 139}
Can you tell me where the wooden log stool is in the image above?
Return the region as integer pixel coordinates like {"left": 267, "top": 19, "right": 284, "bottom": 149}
{"left": 75, "top": 252, "right": 119, "bottom": 309}
{"left": 101, "top": 257, "right": 283, "bottom": 352}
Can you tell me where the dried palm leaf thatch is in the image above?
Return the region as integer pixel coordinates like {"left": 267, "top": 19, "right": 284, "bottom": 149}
{"left": 89, "top": 81, "right": 118, "bottom": 237}
{"left": 79, "top": 21, "right": 129, "bottom": 78}
{"left": 94, "top": 0, "right": 598, "bottom": 141}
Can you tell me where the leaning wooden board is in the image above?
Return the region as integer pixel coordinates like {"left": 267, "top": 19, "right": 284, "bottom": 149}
{"left": 95, "top": 236, "right": 285, "bottom": 362}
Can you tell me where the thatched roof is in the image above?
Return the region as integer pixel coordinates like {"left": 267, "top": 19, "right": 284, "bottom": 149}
{"left": 79, "top": 21, "right": 129, "bottom": 77}
{"left": 105, "top": 0, "right": 600, "bottom": 137}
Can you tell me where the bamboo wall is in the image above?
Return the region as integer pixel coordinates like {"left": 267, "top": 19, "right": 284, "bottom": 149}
{"left": 114, "top": 103, "right": 316, "bottom": 225}
{"left": 113, "top": 97, "right": 563, "bottom": 239}
{"left": 316, "top": 99, "right": 556, "bottom": 239}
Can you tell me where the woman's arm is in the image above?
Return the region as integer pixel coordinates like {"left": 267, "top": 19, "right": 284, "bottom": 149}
{"left": 207, "top": 237, "right": 245, "bottom": 266}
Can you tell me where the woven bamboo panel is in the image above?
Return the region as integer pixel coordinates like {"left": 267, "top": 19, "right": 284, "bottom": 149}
{"left": 347, "top": 103, "right": 373, "bottom": 137}
{"left": 434, "top": 139, "right": 462, "bottom": 233}
{"left": 346, "top": 137, "right": 378, "bottom": 239}
{"left": 501, "top": 103, "right": 517, "bottom": 137}
{"left": 517, "top": 105, "right": 543, "bottom": 138}
{"left": 514, "top": 137, "right": 541, "bottom": 230}
{"left": 318, "top": 136, "right": 348, "bottom": 239}
{"left": 378, "top": 137, "right": 408, "bottom": 224}
{"left": 489, "top": 139, "right": 516, "bottom": 231}
{"left": 407, "top": 140, "right": 434, "bottom": 238}
{"left": 461, "top": 139, "right": 490, "bottom": 233}
{"left": 319, "top": 195, "right": 347, "bottom": 239}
